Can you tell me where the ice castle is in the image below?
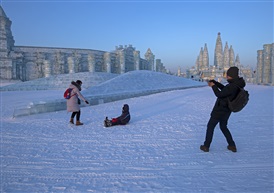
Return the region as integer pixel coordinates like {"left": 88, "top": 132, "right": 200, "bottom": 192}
{"left": 0, "top": 5, "right": 166, "bottom": 82}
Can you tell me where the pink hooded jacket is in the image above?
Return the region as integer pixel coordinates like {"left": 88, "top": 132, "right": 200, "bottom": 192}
{"left": 66, "top": 81, "right": 87, "bottom": 112}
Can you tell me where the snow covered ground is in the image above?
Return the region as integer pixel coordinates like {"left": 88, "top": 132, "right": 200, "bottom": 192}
{"left": 1, "top": 72, "right": 273, "bottom": 192}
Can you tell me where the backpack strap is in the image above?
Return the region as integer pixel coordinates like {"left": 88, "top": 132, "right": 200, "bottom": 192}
{"left": 228, "top": 83, "right": 243, "bottom": 102}
{"left": 69, "top": 88, "right": 77, "bottom": 99}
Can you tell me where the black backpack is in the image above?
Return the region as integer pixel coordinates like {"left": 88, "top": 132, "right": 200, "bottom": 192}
{"left": 228, "top": 86, "right": 249, "bottom": 113}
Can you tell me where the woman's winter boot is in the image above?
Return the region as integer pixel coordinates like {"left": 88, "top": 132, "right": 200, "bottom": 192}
{"left": 70, "top": 118, "right": 74, "bottom": 124}
{"left": 76, "top": 121, "right": 84, "bottom": 126}
{"left": 227, "top": 145, "right": 237, "bottom": 152}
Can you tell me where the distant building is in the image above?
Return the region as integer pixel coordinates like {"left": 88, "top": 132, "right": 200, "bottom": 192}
{"left": 0, "top": 6, "right": 166, "bottom": 81}
{"left": 155, "top": 59, "right": 166, "bottom": 73}
{"left": 186, "top": 32, "right": 254, "bottom": 83}
{"left": 256, "top": 43, "right": 274, "bottom": 85}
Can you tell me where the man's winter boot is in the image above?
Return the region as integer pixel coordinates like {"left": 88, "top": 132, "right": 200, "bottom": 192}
{"left": 76, "top": 121, "right": 84, "bottom": 126}
{"left": 200, "top": 145, "right": 209, "bottom": 152}
{"left": 69, "top": 118, "right": 74, "bottom": 124}
{"left": 227, "top": 145, "right": 237, "bottom": 152}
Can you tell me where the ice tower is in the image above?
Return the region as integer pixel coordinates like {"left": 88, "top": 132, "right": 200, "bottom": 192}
{"left": 214, "top": 32, "right": 223, "bottom": 68}
{"left": 0, "top": 5, "right": 15, "bottom": 79}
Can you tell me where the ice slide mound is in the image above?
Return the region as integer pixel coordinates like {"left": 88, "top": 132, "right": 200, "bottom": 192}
{"left": 12, "top": 70, "right": 206, "bottom": 117}
{"left": 83, "top": 70, "right": 206, "bottom": 96}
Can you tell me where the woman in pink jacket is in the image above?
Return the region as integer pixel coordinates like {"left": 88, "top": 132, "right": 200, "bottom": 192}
{"left": 67, "top": 80, "right": 89, "bottom": 125}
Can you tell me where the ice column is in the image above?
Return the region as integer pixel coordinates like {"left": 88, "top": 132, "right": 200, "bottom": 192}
{"left": 263, "top": 44, "right": 272, "bottom": 84}
{"left": 133, "top": 50, "right": 140, "bottom": 70}
{"left": 119, "top": 50, "right": 125, "bottom": 73}
{"left": 68, "top": 56, "right": 75, "bottom": 73}
{"left": 256, "top": 50, "right": 263, "bottom": 84}
{"left": 88, "top": 53, "right": 95, "bottom": 72}
{"left": 104, "top": 52, "right": 111, "bottom": 73}
{"left": 43, "top": 59, "right": 52, "bottom": 78}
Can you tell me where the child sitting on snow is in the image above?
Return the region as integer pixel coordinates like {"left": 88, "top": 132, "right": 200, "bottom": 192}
{"left": 104, "top": 104, "right": 131, "bottom": 127}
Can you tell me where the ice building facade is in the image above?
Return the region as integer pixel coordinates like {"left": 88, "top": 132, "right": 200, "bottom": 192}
{"left": 256, "top": 43, "right": 274, "bottom": 85}
{"left": 0, "top": 6, "right": 166, "bottom": 81}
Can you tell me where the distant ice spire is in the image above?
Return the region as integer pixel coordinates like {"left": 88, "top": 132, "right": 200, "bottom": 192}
{"left": 0, "top": 4, "right": 15, "bottom": 51}
{"left": 0, "top": 4, "right": 7, "bottom": 17}
{"left": 229, "top": 45, "right": 235, "bottom": 67}
{"left": 198, "top": 47, "right": 203, "bottom": 70}
{"left": 223, "top": 42, "right": 229, "bottom": 69}
{"left": 202, "top": 43, "right": 209, "bottom": 70}
{"left": 235, "top": 54, "right": 240, "bottom": 68}
{"left": 214, "top": 32, "right": 223, "bottom": 68}
{"left": 195, "top": 56, "right": 199, "bottom": 70}
{"left": 145, "top": 48, "right": 155, "bottom": 71}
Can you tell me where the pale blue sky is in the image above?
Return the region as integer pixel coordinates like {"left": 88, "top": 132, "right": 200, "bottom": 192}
{"left": 1, "top": 0, "right": 273, "bottom": 72}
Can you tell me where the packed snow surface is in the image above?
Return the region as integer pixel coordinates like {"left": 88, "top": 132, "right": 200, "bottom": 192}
{"left": 0, "top": 72, "right": 273, "bottom": 192}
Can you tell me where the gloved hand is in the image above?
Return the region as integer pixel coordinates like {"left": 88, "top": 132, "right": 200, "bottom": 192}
{"left": 85, "top": 100, "right": 89, "bottom": 104}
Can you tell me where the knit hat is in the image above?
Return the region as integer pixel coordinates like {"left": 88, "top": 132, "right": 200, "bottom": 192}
{"left": 123, "top": 104, "right": 129, "bottom": 112}
{"left": 227, "top": 67, "right": 239, "bottom": 79}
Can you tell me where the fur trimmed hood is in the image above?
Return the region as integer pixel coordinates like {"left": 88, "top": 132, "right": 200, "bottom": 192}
{"left": 71, "top": 81, "right": 81, "bottom": 91}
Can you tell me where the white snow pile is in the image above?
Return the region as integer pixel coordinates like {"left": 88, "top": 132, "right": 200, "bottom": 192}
{"left": 83, "top": 70, "right": 206, "bottom": 96}
{"left": 1, "top": 83, "right": 273, "bottom": 193}
{"left": 10, "top": 70, "right": 206, "bottom": 117}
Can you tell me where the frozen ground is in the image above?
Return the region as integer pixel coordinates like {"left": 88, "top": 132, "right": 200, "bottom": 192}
{"left": 0, "top": 73, "right": 273, "bottom": 192}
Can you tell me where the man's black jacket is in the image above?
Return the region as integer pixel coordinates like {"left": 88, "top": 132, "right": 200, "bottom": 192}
{"left": 210, "top": 77, "right": 246, "bottom": 119}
